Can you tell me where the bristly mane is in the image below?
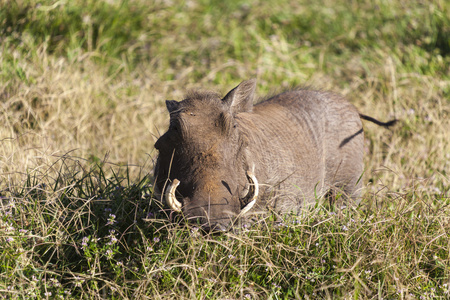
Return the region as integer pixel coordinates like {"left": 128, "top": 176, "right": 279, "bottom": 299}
{"left": 184, "top": 90, "right": 221, "bottom": 102}
{"left": 255, "top": 85, "right": 316, "bottom": 104}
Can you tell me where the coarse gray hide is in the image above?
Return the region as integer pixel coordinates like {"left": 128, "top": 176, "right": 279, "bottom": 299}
{"left": 154, "top": 79, "right": 368, "bottom": 231}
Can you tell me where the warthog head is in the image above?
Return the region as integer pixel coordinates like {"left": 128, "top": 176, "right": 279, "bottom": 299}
{"left": 154, "top": 80, "right": 259, "bottom": 231}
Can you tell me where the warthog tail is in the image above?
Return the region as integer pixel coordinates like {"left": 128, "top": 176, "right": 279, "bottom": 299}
{"left": 359, "top": 114, "right": 397, "bottom": 128}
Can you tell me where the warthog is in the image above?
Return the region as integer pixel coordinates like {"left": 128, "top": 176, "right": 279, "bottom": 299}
{"left": 154, "top": 79, "right": 396, "bottom": 231}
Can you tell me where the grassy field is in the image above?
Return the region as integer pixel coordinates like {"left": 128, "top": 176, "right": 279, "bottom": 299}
{"left": 0, "top": 0, "right": 449, "bottom": 298}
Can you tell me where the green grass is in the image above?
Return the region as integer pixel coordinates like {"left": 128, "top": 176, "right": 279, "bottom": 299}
{"left": 1, "top": 165, "right": 449, "bottom": 299}
{"left": 1, "top": 0, "right": 449, "bottom": 298}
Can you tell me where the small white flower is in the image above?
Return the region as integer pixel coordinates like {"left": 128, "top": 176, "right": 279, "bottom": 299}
{"left": 106, "top": 249, "right": 114, "bottom": 259}
{"left": 50, "top": 278, "right": 61, "bottom": 287}
{"left": 107, "top": 214, "right": 117, "bottom": 225}
{"left": 6, "top": 224, "right": 15, "bottom": 232}
{"left": 81, "top": 236, "right": 89, "bottom": 248}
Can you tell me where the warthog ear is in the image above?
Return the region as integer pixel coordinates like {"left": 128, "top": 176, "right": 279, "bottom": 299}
{"left": 166, "top": 100, "right": 180, "bottom": 113}
{"left": 222, "top": 79, "right": 256, "bottom": 115}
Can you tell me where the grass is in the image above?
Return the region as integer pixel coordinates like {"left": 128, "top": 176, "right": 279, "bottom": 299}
{"left": 0, "top": 0, "right": 449, "bottom": 298}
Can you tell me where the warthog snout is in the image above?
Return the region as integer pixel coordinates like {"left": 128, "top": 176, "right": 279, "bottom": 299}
{"left": 161, "top": 169, "right": 259, "bottom": 230}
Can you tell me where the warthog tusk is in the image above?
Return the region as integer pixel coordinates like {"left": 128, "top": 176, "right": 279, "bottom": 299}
{"left": 165, "top": 179, "right": 182, "bottom": 212}
{"left": 240, "top": 170, "right": 259, "bottom": 215}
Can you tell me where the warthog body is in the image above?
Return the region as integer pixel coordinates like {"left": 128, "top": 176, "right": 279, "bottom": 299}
{"left": 154, "top": 80, "right": 395, "bottom": 231}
